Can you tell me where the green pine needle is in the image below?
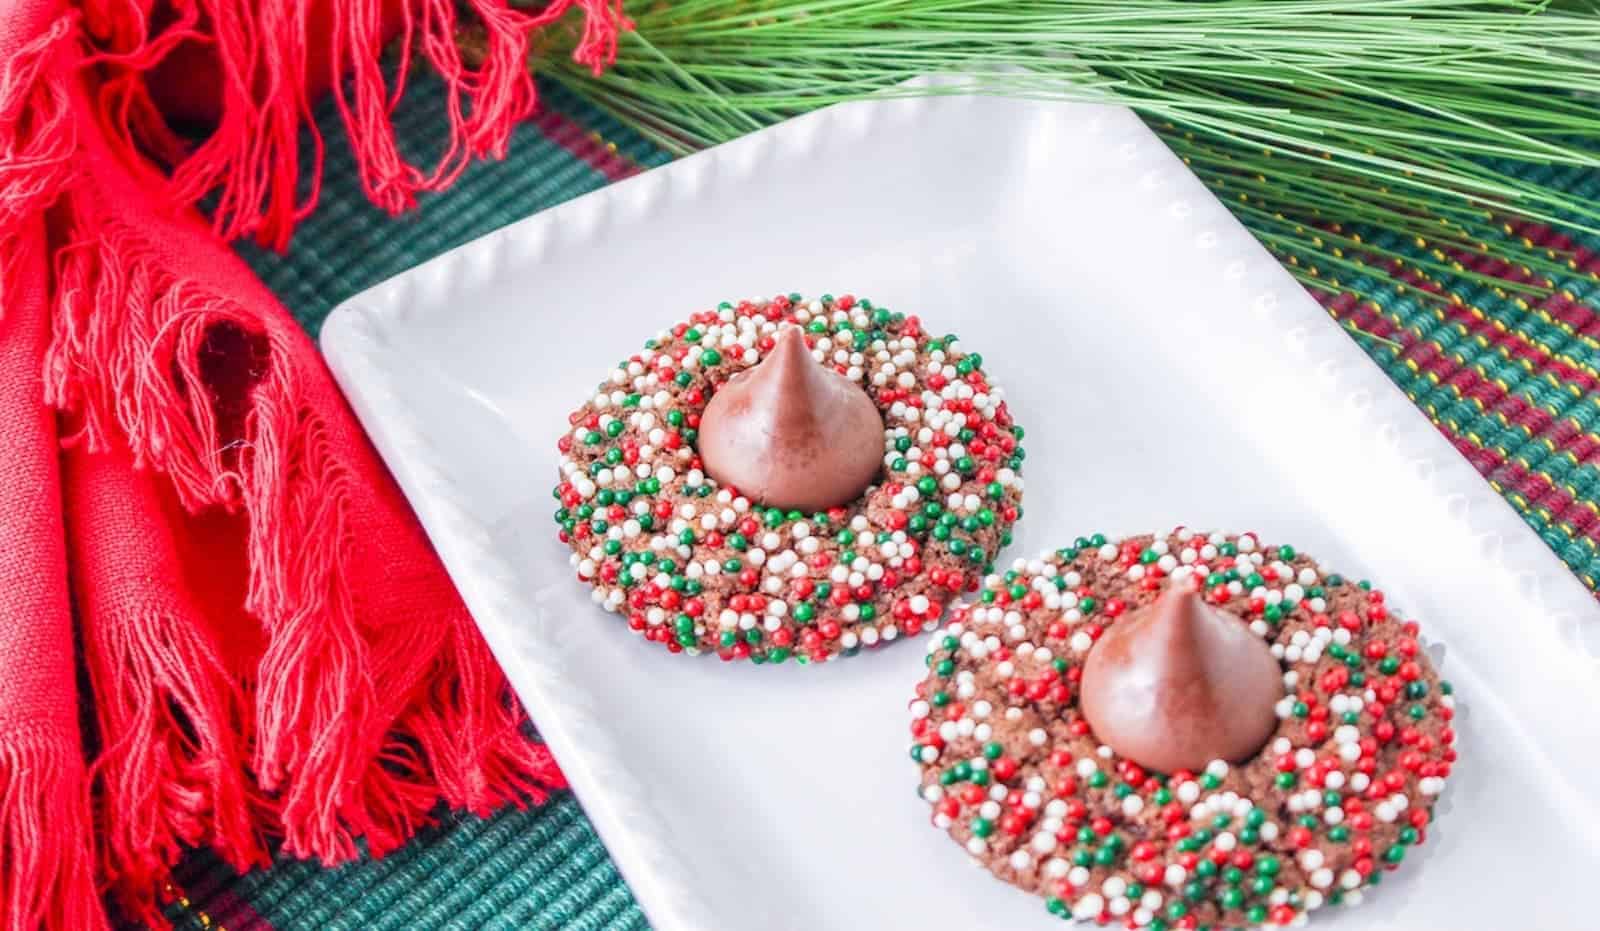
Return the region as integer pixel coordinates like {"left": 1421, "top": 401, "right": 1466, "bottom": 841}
{"left": 497, "top": 0, "right": 1600, "bottom": 332}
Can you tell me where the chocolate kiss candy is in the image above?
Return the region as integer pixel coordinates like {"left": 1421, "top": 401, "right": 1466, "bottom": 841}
{"left": 698, "top": 326, "right": 885, "bottom": 512}
{"left": 1079, "top": 587, "right": 1282, "bottom": 774}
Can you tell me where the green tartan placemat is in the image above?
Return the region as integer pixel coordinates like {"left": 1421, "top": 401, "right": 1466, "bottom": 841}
{"left": 164, "top": 70, "right": 1599, "bottom": 931}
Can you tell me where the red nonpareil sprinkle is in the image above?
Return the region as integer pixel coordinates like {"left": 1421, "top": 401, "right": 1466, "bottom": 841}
{"left": 909, "top": 531, "right": 1458, "bottom": 927}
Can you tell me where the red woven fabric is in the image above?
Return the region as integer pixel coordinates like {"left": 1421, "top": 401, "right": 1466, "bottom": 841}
{"left": 0, "top": 1, "right": 626, "bottom": 927}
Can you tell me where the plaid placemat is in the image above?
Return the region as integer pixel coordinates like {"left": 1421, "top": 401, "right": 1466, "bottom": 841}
{"left": 162, "top": 72, "right": 1599, "bottom": 931}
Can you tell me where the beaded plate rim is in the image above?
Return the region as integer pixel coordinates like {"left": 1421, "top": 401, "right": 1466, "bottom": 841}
{"left": 322, "top": 81, "right": 1600, "bottom": 931}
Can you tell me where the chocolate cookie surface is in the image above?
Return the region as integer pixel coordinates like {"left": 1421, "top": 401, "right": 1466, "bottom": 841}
{"left": 553, "top": 293, "right": 1026, "bottom": 663}
{"left": 910, "top": 531, "right": 1457, "bottom": 928}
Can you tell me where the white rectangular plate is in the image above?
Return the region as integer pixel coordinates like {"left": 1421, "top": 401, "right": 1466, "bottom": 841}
{"left": 323, "top": 91, "right": 1600, "bottom": 931}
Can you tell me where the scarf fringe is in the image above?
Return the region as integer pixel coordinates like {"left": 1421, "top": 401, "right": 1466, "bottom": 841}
{"left": 0, "top": 12, "right": 76, "bottom": 238}
{"left": 404, "top": 617, "right": 567, "bottom": 820}
{"left": 330, "top": 0, "right": 628, "bottom": 234}
{"left": 86, "top": 0, "right": 629, "bottom": 251}
{"left": 161, "top": 0, "right": 320, "bottom": 251}
{"left": 1, "top": 1, "right": 593, "bottom": 920}
{"left": 0, "top": 18, "right": 104, "bottom": 929}
{"left": 0, "top": 733, "right": 108, "bottom": 931}
{"left": 45, "top": 216, "right": 393, "bottom": 864}
{"left": 84, "top": 604, "right": 270, "bottom": 927}
{"left": 45, "top": 197, "right": 564, "bottom": 879}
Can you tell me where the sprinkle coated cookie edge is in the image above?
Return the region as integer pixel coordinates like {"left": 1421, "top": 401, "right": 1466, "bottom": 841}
{"left": 553, "top": 293, "right": 1027, "bottom": 663}
{"left": 911, "top": 530, "right": 1457, "bottom": 929}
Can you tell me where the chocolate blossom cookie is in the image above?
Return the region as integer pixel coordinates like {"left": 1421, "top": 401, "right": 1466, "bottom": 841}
{"left": 552, "top": 293, "right": 1026, "bottom": 663}
{"left": 910, "top": 530, "right": 1457, "bottom": 928}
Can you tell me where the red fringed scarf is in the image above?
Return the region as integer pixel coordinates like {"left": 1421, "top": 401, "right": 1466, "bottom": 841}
{"left": 0, "top": 1, "right": 626, "bottom": 927}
